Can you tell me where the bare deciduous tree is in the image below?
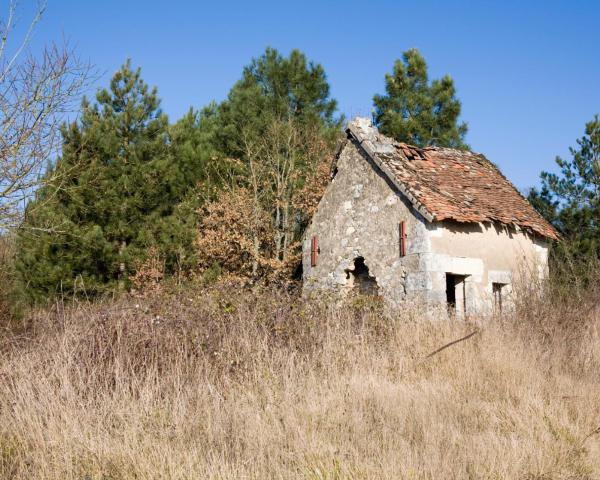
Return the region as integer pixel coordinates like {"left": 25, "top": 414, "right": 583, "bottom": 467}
{"left": 197, "top": 117, "right": 335, "bottom": 281}
{"left": 0, "top": 1, "right": 91, "bottom": 228}
{"left": 253, "top": 117, "right": 334, "bottom": 267}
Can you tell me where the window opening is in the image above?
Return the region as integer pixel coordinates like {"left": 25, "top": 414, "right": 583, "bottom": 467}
{"left": 492, "top": 282, "right": 507, "bottom": 312}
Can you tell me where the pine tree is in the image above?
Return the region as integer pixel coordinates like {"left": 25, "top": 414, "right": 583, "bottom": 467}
{"left": 169, "top": 103, "right": 239, "bottom": 203}
{"left": 16, "top": 61, "right": 200, "bottom": 300}
{"left": 216, "top": 47, "right": 340, "bottom": 157}
{"left": 528, "top": 115, "right": 600, "bottom": 257}
{"left": 373, "top": 49, "right": 468, "bottom": 148}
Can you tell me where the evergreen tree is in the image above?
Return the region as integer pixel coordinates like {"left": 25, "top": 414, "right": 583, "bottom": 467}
{"left": 528, "top": 115, "right": 600, "bottom": 257}
{"left": 169, "top": 103, "right": 239, "bottom": 202}
{"left": 216, "top": 47, "right": 340, "bottom": 157}
{"left": 373, "top": 49, "right": 468, "bottom": 148}
{"left": 16, "top": 61, "right": 201, "bottom": 300}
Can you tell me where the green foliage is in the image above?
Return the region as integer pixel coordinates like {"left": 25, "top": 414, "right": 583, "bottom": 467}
{"left": 169, "top": 103, "right": 236, "bottom": 202}
{"left": 528, "top": 115, "right": 600, "bottom": 257}
{"left": 373, "top": 49, "right": 468, "bottom": 148}
{"left": 16, "top": 61, "right": 204, "bottom": 301}
{"left": 16, "top": 49, "right": 341, "bottom": 300}
{"left": 201, "top": 262, "right": 222, "bottom": 285}
{"left": 216, "top": 47, "right": 340, "bottom": 157}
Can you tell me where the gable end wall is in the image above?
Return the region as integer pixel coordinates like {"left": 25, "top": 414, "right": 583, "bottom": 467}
{"left": 302, "top": 140, "right": 431, "bottom": 307}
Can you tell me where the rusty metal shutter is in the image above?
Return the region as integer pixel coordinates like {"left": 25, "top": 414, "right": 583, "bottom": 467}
{"left": 399, "top": 221, "right": 407, "bottom": 257}
{"left": 311, "top": 235, "right": 318, "bottom": 267}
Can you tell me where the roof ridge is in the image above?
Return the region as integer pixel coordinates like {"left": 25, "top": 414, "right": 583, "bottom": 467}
{"left": 348, "top": 117, "right": 483, "bottom": 155}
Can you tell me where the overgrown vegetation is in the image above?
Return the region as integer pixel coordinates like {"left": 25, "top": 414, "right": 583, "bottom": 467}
{"left": 0, "top": 283, "right": 598, "bottom": 479}
{"left": 196, "top": 47, "right": 341, "bottom": 280}
{"left": 15, "top": 48, "right": 341, "bottom": 301}
{"left": 5, "top": 30, "right": 474, "bottom": 302}
{"left": 16, "top": 61, "right": 195, "bottom": 300}
{"left": 1, "top": 4, "right": 599, "bottom": 478}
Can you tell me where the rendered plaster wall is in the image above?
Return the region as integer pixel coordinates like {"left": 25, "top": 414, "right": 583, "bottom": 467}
{"left": 302, "top": 140, "right": 431, "bottom": 307}
{"left": 424, "top": 222, "right": 549, "bottom": 314}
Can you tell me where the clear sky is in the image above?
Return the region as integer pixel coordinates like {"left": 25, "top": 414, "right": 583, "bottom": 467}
{"left": 19, "top": 0, "right": 600, "bottom": 191}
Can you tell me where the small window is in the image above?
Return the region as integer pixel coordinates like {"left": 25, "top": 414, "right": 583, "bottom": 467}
{"left": 492, "top": 283, "right": 507, "bottom": 312}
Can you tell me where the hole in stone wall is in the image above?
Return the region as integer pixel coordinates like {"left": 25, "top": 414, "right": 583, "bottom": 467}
{"left": 292, "top": 260, "right": 303, "bottom": 281}
{"left": 345, "top": 257, "right": 379, "bottom": 296}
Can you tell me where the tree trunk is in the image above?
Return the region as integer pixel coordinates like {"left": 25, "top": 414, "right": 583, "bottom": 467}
{"left": 118, "top": 240, "right": 126, "bottom": 290}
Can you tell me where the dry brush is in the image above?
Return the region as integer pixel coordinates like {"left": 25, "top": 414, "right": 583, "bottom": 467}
{"left": 0, "top": 284, "right": 599, "bottom": 479}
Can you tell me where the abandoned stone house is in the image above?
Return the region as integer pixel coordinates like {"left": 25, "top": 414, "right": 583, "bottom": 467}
{"left": 302, "top": 117, "right": 559, "bottom": 315}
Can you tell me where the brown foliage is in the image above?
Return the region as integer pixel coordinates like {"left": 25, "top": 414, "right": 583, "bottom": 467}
{"left": 292, "top": 137, "right": 334, "bottom": 218}
{"left": 129, "top": 247, "right": 165, "bottom": 298}
{"left": 196, "top": 187, "right": 276, "bottom": 278}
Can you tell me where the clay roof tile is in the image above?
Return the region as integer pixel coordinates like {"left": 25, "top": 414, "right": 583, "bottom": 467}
{"left": 345, "top": 118, "right": 559, "bottom": 240}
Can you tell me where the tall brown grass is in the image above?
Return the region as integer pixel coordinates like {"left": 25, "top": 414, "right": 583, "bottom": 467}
{"left": 0, "top": 282, "right": 599, "bottom": 479}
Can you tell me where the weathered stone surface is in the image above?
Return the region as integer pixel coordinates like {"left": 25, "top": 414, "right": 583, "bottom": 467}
{"left": 303, "top": 136, "right": 422, "bottom": 308}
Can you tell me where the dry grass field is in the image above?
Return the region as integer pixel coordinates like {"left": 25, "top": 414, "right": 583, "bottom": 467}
{"left": 0, "top": 283, "right": 599, "bottom": 479}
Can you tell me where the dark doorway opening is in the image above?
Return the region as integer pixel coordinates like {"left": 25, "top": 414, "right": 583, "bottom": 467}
{"left": 346, "top": 257, "right": 379, "bottom": 296}
{"left": 492, "top": 282, "right": 507, "bottom": 312}
{"left": 446, "top": 273, "right": 467, "bottom": 315}
{"left": 292, "top": 260, "right": 303, "bottom": 281}
{"left": 446, "top": 274, "right": 457, "bottom": 307}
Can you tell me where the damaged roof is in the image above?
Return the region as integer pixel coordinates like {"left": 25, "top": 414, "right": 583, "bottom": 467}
{"left": 345, "top": 117, "right": 558, "bottom": 240}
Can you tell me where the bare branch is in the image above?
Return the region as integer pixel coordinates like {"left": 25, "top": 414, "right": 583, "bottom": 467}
{"left": 0, "top": 2, "right": 93, "bottom": 229}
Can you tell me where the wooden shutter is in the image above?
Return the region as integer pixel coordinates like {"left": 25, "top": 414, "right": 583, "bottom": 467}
{"left": 399, "top": 221, "right": 407, "bottom": 257}
{"left": 311, "top": 235, "right": 318, "bottom": 267}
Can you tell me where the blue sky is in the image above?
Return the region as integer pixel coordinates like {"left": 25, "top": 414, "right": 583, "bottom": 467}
{"left": 19, "top": 0, "right": 600, "bottom": 191}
